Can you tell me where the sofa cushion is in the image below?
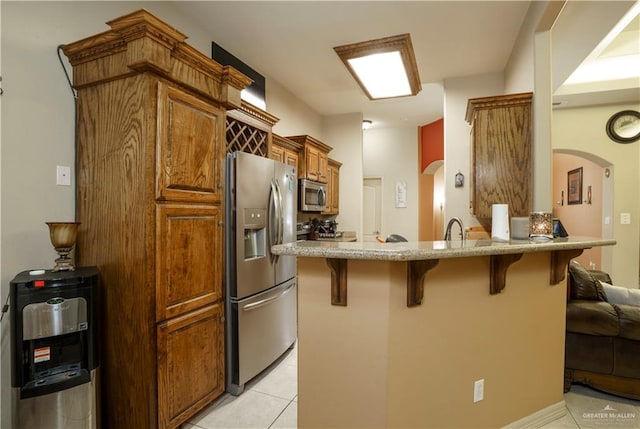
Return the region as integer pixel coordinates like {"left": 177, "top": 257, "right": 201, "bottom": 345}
{"left": 565, "top": 332, "right": 614, "bottom": 374}
{"left": 613, "top": 304, "right": 640, "bottom": 341}
{"left": 613, "top": 337, "right": 640, "bottom": 378}
{"left": 601, "top": 282, "right": 640, "bottom": 307}
{"left": 568, "top": 261, "right": 607, "bottom": 301}
{"left": 566, "top": 301, "right": 619, "bottom": 336}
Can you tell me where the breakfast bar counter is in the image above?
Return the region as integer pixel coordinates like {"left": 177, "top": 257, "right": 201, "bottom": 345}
{"left": 272, "top": 237, "right": 615, "bottom": 428}
{"left": 276, "top": 236, "right": 614, "bottom": 261}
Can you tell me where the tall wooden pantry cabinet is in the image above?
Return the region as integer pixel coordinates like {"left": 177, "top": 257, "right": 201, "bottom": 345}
{"left": 63, "top": 10, "right": 251, "bottom": 429}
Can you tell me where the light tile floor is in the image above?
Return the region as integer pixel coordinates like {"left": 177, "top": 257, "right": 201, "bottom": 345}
{"left": 188, "top": 343, "right": 640, "bottom": 429}
{"left": 187, "top": 344, "right": 298, "bottom": 429}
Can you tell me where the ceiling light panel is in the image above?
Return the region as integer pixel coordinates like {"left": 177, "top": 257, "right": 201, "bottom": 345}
{"left": 334, "top": 34, "right": 421, "bottom": 100}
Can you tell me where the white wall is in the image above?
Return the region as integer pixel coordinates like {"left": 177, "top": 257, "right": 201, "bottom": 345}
{"left": 550, "top": 1, "right": 639, "bottom": 287}
{"left": 551, "top": 1, "right": 637, "bottom": 92}
{"left": 504, "top": 1, "right": 542, "bottom": 94}
{"left": 505, "top": 1, "right": 553, "bottom": 213}
{"left": 269, "top": 78, "right": 323, "bottom": 138}
{"left": 553, "top": 104, "right": 640, "bottom": 288}
{"left": 363, "top": 126, "right": 419, "bottom": 241}
{"left": 442, "top": 73, "right": 504, "bottom": 229}
{"left": 323, "top": 113, "right": 363, "bottom": 238}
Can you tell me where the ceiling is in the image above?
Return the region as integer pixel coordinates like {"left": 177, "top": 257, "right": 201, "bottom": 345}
{"left": 554, "top": 11, "right": 640, "bottom": 109}
{"left": 175, "top": 1, "right": 638, "bottom": 129}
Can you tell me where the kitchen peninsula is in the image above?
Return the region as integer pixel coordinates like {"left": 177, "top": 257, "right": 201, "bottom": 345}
{"left": 272, "top": 237, "right": 615, "bottom": 428}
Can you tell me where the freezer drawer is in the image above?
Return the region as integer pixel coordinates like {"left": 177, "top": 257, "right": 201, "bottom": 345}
{"left": 227, "top": 279, "right": 297, "bottom": 394}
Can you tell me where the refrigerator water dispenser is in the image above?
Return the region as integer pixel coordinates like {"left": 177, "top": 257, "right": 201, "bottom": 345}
{"left": 243, "top": 208, "right": 266, "bottom": 260}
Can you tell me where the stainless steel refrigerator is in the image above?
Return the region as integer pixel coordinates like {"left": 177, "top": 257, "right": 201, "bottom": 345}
{"left": 225, "top": 151, "right": 298, "bottom": 395}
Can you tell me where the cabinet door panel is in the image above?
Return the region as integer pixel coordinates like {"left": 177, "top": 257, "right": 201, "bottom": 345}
{"left": 157, "top": 83, "right": 224, "bottom": 203}
{"left": 330, "top": 166, "right": 340, "bottom": 213}
{"left": 270, "top": 145, "right": 285, "bottom": 163}
{"left": 156, "top": 204, "right": 223, "bottom": 321}
{"left": 157, "top": 304, "right": 225, "bottom": 429}
{"left": 318, "top": 151, "right": 329, "bottom": 184}
{"left": 305, "top": 146, "right": 319, "bottom": 181}
{"left": 467, "top": 93, "right": 532, "bottom": 219}
{"left": 284, "top": 149, "right": 298, "bottom": 168}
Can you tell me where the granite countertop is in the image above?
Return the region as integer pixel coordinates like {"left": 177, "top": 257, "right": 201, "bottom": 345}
{"left": 313, "top": 231, "right": 358, "bottom": 242}
{"left": 273, "top": 236, "right": 616, "bottom": 261}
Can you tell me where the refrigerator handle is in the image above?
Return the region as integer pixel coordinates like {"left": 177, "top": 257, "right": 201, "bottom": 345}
{"left": 241, "top": 282, "right": 295, "bottom": 312}
{"left": 275, "top": 179, "right": 284, "bottom": 245}
{"left": 269, "top": 180, "right": 282, "bottom": 262}
{"left": 269, "top": 180, "right": 277, "bottom": 252}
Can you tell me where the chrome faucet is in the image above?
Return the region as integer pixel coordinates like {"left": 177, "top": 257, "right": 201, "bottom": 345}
{"left": 444, "top": 217, "right": 466, "bottom": 241}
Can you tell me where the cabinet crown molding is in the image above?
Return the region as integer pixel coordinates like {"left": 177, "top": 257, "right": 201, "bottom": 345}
{"left": 286, "top": 135, "right": 333, "bottom": 153}
{"left": 229, "top": 100, "right": 280, "bottom": 127}
{"left": 273, "top": 134, "right": 304, "bottom": 152}
{"left": 62, "top": 9, "right": 251, "bottom": 105}
{"left": 465, "top": 92, "right": 533, "bottom": 124}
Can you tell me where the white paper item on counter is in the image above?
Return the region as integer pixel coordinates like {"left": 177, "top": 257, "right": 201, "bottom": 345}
{"left": 491, "top": 204, "right": 510, "bottom": 242}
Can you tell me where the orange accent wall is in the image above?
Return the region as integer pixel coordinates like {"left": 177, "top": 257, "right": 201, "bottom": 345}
{"left": 421, "top": 118, "right": 444, "bottom": 172}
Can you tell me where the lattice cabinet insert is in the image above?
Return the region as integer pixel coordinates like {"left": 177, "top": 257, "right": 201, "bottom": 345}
{"left": 226, "top": 100, "right": 279, "bottom": 156}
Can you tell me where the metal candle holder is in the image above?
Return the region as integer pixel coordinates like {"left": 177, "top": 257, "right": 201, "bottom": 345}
{"left": 46, "top": 222, "right": 80, "bottom": 271}
{"left": 529, "top": 212, "right": 553, "bottom": 240}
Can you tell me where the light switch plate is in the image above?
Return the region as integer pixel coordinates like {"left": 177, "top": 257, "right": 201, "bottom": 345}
{"left": 56, "top": 165, "right": 71, "bottom": 186}
{"left": 621, "top": 213, "right": 631, "bottom": 225}
{"left": 473, "top": 379, "right": 484, "bottom": 403}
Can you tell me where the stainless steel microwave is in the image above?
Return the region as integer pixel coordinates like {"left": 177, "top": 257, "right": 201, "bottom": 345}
{"left": 299, "top": 179, "right": 326, "bottom": 212}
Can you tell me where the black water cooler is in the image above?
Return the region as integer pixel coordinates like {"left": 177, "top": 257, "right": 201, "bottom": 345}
{"left": 10, "top": 266, "right": 99, "bottom": 429}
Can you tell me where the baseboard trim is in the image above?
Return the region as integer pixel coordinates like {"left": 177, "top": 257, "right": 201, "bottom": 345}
{"left": 502, "top": 400, "right": 567, "bottom": 429}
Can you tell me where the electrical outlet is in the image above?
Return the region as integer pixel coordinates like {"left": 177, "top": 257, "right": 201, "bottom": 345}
{"left": 56, "top": 165, "right": 71, "bottom": 186}
{"left": 473, "top": 379, "right": 484, "bottom": 403}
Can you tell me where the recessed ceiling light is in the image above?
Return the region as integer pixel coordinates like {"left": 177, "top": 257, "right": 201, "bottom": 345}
{"left": 334, "top": 34, "right": 421, "bottom": 100}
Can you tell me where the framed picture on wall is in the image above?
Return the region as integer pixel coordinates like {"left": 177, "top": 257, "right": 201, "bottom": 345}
{"left": 567, "top": 167, "right": 583, "bottom": 205}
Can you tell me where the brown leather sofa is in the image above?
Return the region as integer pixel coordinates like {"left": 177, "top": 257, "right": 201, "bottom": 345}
{"left": 564, "top": 260, "right": 640, "bottom": 400}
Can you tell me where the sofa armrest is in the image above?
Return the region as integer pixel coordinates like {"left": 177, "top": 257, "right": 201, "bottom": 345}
{"left": 588, "top": 270, "right": 612, "bottom": 284}
{"left": 566, "top": 301, "right": 619, "bottom": 336}
{"left": 613, "top": 303, "right": 640, "bottom": 341}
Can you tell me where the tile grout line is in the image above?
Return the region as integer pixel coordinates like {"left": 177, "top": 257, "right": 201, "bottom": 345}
{"left": 267, "top": 398, "right": 297, "bottom": 429}
{"left": 564, "top": 404, "right": 581, "bottom": 429}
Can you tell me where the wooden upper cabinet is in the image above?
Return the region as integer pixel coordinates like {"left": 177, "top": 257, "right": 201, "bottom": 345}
{"left": 466, "top": 92, "right": 533, "bottom": 219}
{"left": 157, "top": 83, "right": 224, "bottom": 203}
{"left": 323, "top": 158, "right": 342, "bottom": 215}
{"left": 271, "top": 134, "right": 302, "bottom": 168}
{"left": 287, "top": 135, "right": 332, "bottom": 184}
{"left": 318, "top": 151, "right": 329, "bottom": 183}
{"left": 269, "top": 144, "right": 285, "bottom": 163}
{"left": 305, "top": 145, "right": 321, "bottom": 181}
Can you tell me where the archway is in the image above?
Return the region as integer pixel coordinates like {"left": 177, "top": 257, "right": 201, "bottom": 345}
{"left": 552, "top": 149, "right": 614, "bottom": 273}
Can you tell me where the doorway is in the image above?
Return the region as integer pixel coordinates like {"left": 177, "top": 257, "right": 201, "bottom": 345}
{"left": 363, "top": 177, "right": 382, "bottom": 242}
{"left": 553, "top": 150, "right": 614, "bottom": 273}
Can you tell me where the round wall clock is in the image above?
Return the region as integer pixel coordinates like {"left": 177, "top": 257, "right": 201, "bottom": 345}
{"left": 605, "top": 110, "right": 640, "bottom": 144}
